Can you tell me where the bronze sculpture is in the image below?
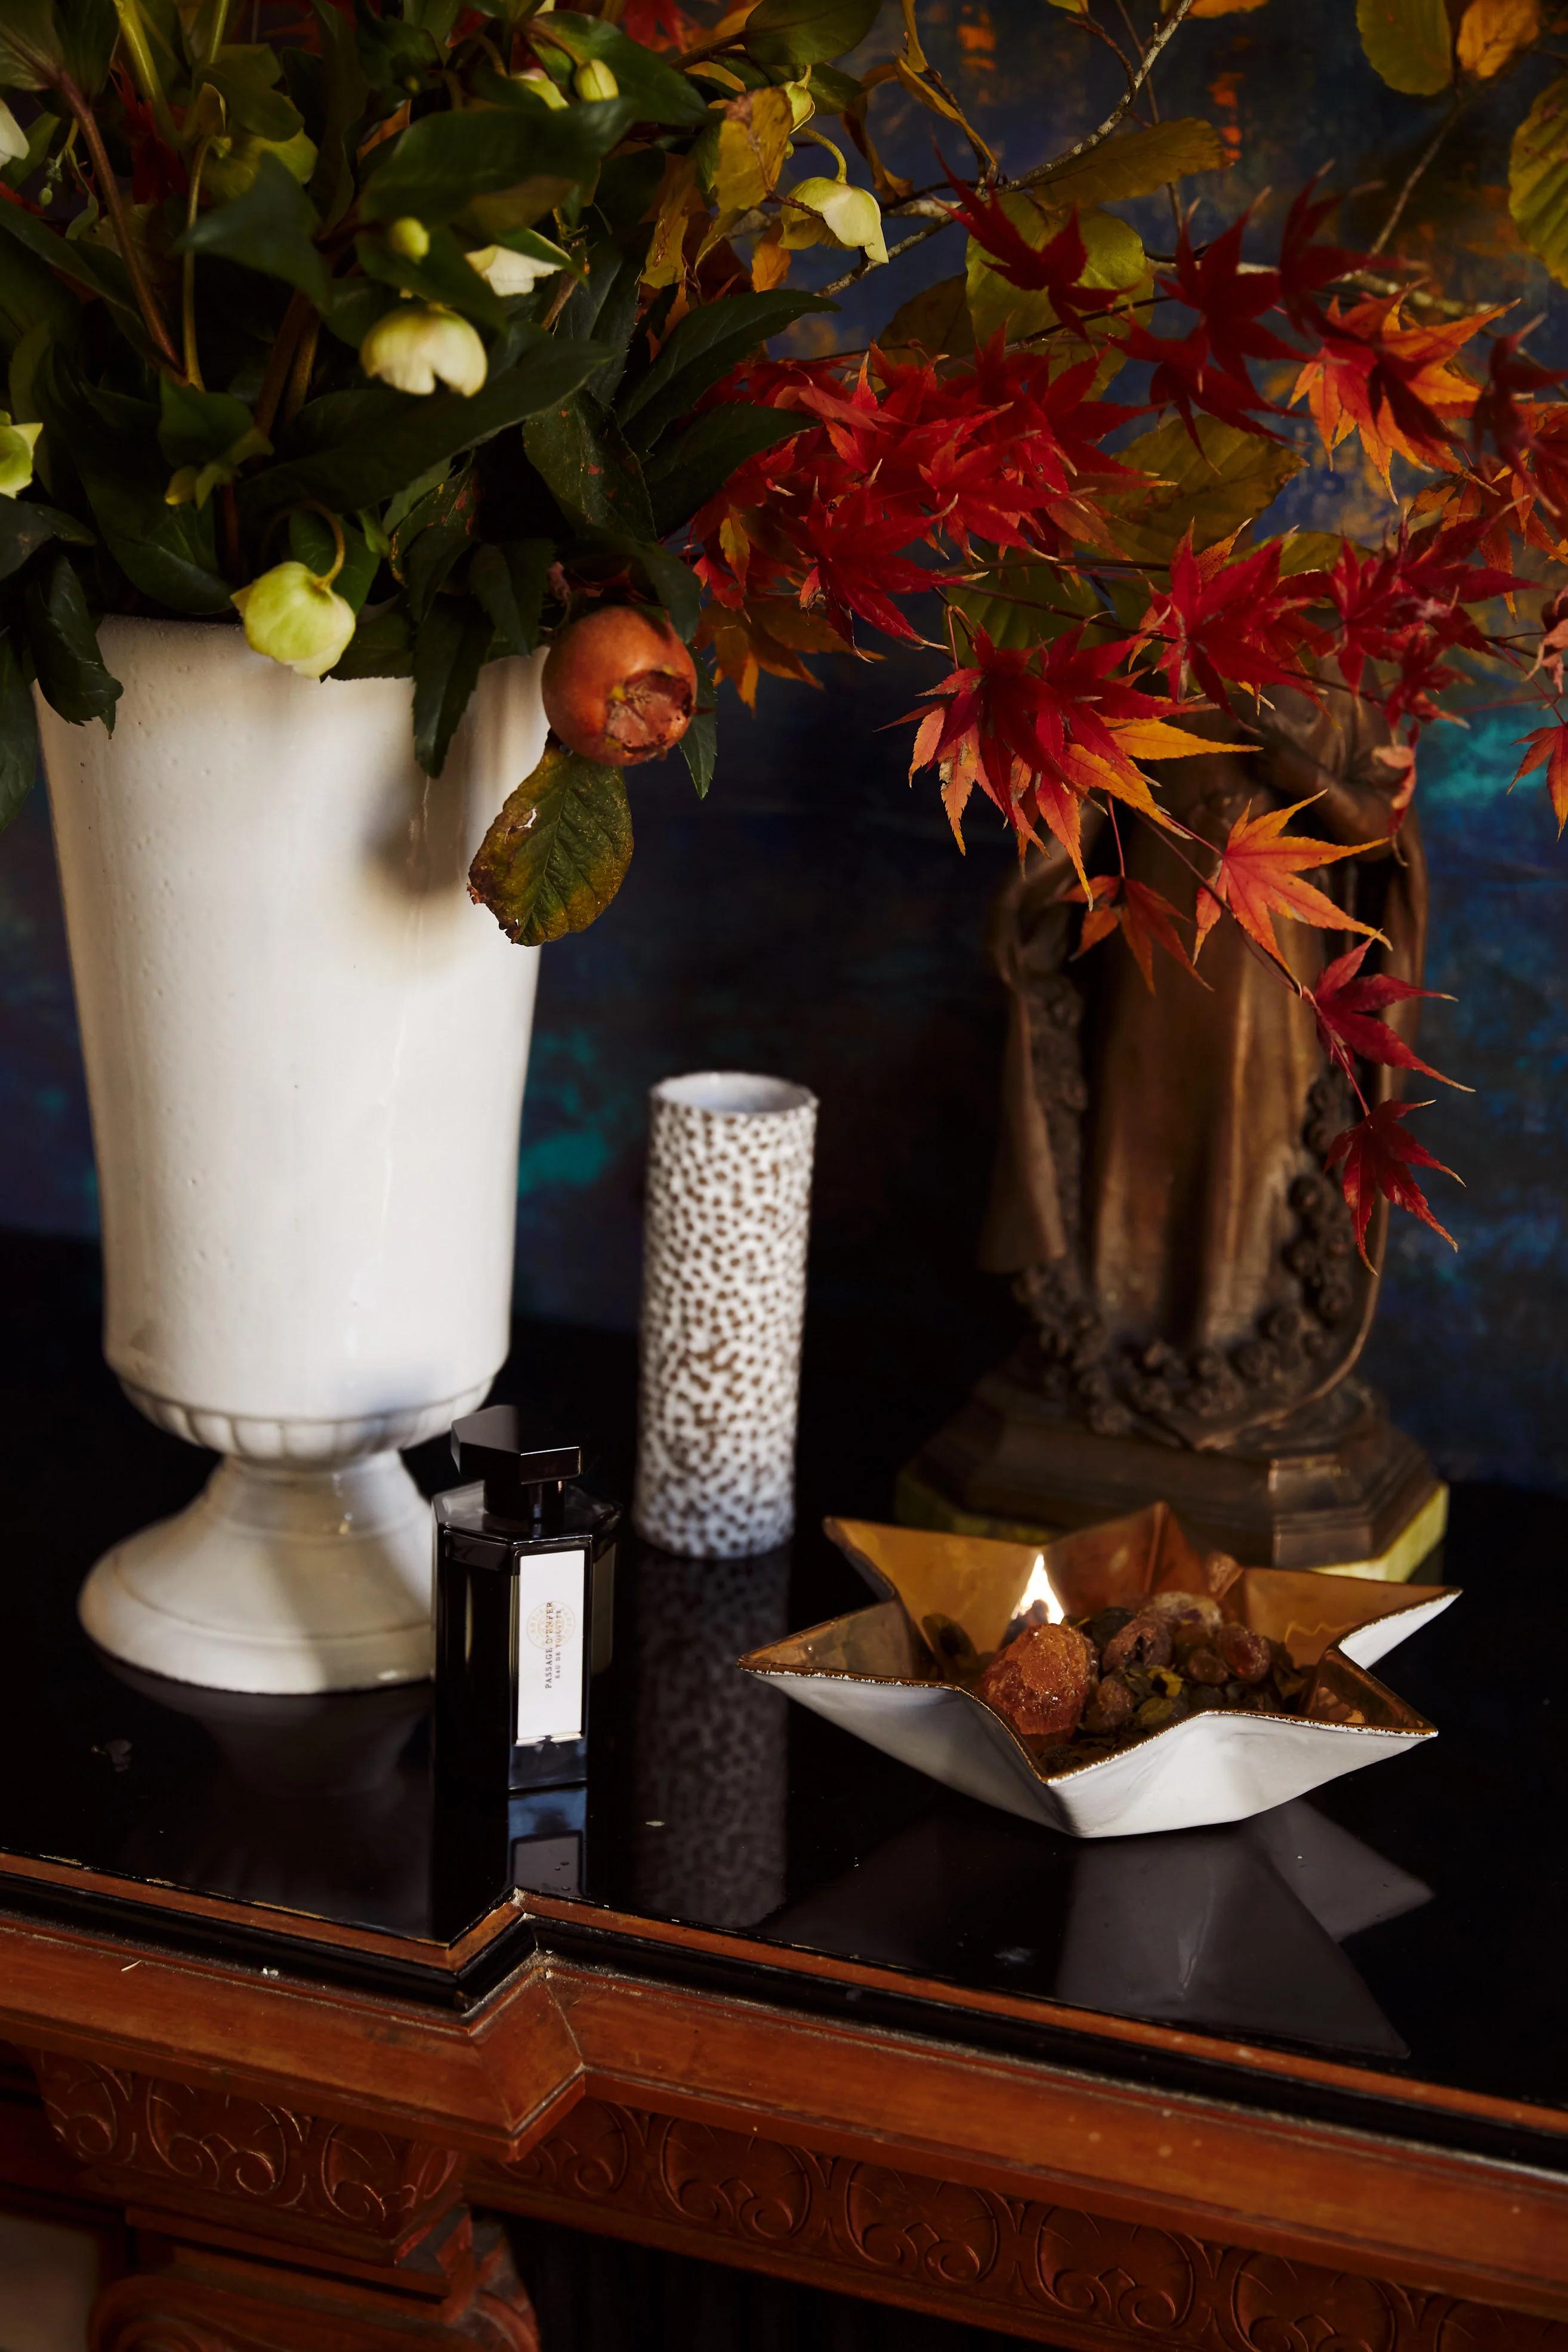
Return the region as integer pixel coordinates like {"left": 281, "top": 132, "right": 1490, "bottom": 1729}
{"left": 906, "top": 690, "right": 1444, "bottom": 1569}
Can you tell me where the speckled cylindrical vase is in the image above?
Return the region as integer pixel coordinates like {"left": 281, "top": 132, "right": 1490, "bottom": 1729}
{"left": 632, "top": 1072, "right": 817, "bottom": 1558}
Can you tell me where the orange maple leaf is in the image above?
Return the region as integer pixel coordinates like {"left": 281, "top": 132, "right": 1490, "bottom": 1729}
{"left": 1194, "top": 797, "right": 1387, "bottom": 964}
{"left": 1511, "top": 721, "right": 1568, "bottom": 835}
{"left": 1292, "top": 295, "right": 1502, "bottom": 487}
{"left": 1070, "top": 874, "right": 1202, "bottom": 992}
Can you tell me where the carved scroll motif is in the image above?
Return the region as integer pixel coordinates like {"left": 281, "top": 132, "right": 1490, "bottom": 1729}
{"left": 489, "top": 2097, "right": 1568, "bottom": 2352}
{"left": 29, "top": 2052, "right": 460, "bottom": 2258}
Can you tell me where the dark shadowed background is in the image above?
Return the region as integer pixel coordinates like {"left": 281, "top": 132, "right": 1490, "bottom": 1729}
{"left": 2, "top": 0, "right": 1564, "bottom": 1491}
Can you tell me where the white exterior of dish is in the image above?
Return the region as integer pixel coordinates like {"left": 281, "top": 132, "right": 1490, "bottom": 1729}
{"left": 751, "top": 1592, "right": 1458, "bottom": 1839}
{"left": 38, "top": 618, "right": 544, "bottom": 1692}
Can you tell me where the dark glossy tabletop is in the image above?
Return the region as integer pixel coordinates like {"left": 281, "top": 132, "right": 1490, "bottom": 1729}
{"left": 2, "top": 1234, "right": 1564, "bottom": 2174}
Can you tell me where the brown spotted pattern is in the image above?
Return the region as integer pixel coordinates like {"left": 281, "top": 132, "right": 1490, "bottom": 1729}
{"left": 632, "top": 1075, "right": 816, "bottom": 1559}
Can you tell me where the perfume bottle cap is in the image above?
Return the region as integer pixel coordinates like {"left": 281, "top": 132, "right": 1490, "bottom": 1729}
{"left": 451, "top": 1405, "right": 581, "bottom": 1490}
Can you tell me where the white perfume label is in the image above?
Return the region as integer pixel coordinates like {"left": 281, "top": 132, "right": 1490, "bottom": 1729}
{"left": 515, "top": 1548, "right": 587, "bottom": 1744}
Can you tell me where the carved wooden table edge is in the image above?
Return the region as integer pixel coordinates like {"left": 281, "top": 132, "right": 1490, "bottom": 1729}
{"left": 0, "top": 1899, "right": 1566, "bottom": 2350}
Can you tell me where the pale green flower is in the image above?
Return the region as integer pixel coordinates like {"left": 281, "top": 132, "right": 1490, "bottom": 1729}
{"left": 573, "top": 59, "right": 619, "bottom": 101}
{"left": 513, "top": 68, "right": 567, "bottom": 110}
{"left": 359, "top": 303, "right": 487, "bottom": 397}
{"left": 205, "top": 127, "right": 317, "bottom": 202}
{"left": 386, "top": 217, "right": 431, "bottom": 261}
{"left": 0, "top": 99, "right": 28, "bottom": 167}
{"left": 0, "top": 413, "right": 42, "bottom": 499}
{"left": 232, "top": 563, "right": 356, "bottom": 680}
{"left": 780, "top": 175, "right": 887, "bottom": 266}
{"left": 469, "top": 242, "right": 564, "bottom": 297}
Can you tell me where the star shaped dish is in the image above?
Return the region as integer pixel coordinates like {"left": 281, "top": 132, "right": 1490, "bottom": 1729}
{"left": 740, "top": 1504, "right": 1458, "bottom": 1838}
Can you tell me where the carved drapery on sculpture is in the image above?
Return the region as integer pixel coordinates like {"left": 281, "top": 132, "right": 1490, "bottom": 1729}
{"left": 981, "top": 689, "right": 1427, "bottom": 1453}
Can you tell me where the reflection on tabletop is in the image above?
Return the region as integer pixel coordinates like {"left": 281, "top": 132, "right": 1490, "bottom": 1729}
{"left": 760, "top": 1796, "right": 1430, "bottom": 2058}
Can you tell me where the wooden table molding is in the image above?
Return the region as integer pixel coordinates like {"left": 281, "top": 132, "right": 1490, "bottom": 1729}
{"left": 480, "top": 2094, "right": 1568, "bottom": 2352}
{"left": 1, "top": 1895, "right": 1566, "bottom": 2350}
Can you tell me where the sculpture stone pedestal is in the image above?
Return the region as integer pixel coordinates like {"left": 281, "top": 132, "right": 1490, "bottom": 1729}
{"left": 900, "top": 1350, "right": 1447, "bottom": 1576}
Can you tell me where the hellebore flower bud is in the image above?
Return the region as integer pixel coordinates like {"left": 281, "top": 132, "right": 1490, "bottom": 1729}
{"left": 360, "top": 302, "right": 487, "bottom": 397}
{"left": 469, "top": 242, "right": 564, "bottom": 297}
{"left": 514, "top": 67, "right": 568, "bottom": 109}
{"left": 573, "top": 59, "right": 620, "bottom": 101}
{"left": 781, "top": 175, "right": 888, "bottom": 266}
{"left": 387, "top": 216, "right": 431, "bottom": 261}
{"left": 232, "top": 563, "right": 356, "bottom": 681}
{"left": 0, "top": 413, "right": 42, "bottom": 499}
{"left": 785, "top": 79, "right": 815, "bottom": 129}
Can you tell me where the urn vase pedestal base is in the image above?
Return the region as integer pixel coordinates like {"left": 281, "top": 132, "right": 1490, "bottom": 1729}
{"left": 77, "top": 1444, "right": 476, "bottom": 1696}
{"left": 901, "top": 1351, "right": 1446, "bottom": 1578}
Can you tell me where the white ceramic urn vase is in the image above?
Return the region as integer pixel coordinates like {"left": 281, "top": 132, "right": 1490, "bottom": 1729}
{"left": 36, "top": 618, "right": 544, "bottom": 1694}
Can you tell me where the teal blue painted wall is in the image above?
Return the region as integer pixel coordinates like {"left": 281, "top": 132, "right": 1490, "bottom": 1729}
{"left": 0, "top": 0, "right": 1563, "bottom": 1487}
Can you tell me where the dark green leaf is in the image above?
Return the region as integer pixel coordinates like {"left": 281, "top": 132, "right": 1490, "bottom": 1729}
{"left": 287, "top": 507, "right": 378, "bottom": 612}
{"left": 303, "top": 0, "right": 370, "bottom": 227}
{"left": 616, "top": 289, "right": 834, "bottom": 450}
{"left": 178, "top": 153, "right": 329, "bottom": 307}
{"left": 468, "top": 742, "right": 632, "bottom": 944}
{"left": 55, "top": 0, "right": 116, "bottom": 95}
{"left": 322, "top": 279, "right": 399, "bottom": 350}
{"left": 743, "top": 0, "right": 879, "bottom": 69}
{"left": 158, "top": 379, "right": 259, "bottom": 468}
{"left": 0, "top": 229, "right": 78, "bottom": 350}
{"left": 531, "top": 14, "right": 710, "bottom": 125}
{"left": 403, "top": 520, "right": 470, "bottom": 623}
{"left": 645, "top": 403, "right": 808, "bottom": 536}
{"left": 620, "top": 538, "right": 702, "bottom": 643}
{"left": 26, "top": 552, "right": 119, "bottom": 727}
{"left": 328, "top": 603, "right": 412, "bottom": 678}
{"left": 680, "top": 706, "right": 716, "bottom": 798}
{"left": 413, "top": 597, "right": 491, "bottom": 776}
{"left": 471, "top": 539, "right": 552, "bottom": 656}
{"left": 361, "top": 100, "right": 636, "bottom": 228}
{"left": 523, "top": 393, "right": 655, "bottom": 536}
{"left": 240, "top": 330, "right": 613, "bottom": 520}
{"left": 76, "top": 466, "right": 232, "bottom": 614}
{"left": 800, "top": 63, "right": 862, "bottom": 111}
{"left": 200, "top": 45, "right": 303, "bottom": 143}
{"left": 680, "top": 696, "right": 716, "bottom": 798}
{"left": 0, "top": 496, "right": 94, "bottom": 584}
{"left": 0, "top": 0, "right": 61, "bottom": 92}
{"left": 0, "top": 631, "right": 37, "bottom": 832}
{"left": 0, "top": 197, "right": 137, "bottom": 318}
{"left": 356, "top": 13, "right": 440, "bottom": 96}
{"left": 356, "top": 224, "right": 507, "bottom": 329}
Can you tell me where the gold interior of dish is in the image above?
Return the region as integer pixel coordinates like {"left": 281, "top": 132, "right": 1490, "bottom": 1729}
{"left": 737, "top": 1505, "right": 1451, "bottom": 1767}
{"left": 824, "top": 1504, "right": 1452, "bottom": 1669}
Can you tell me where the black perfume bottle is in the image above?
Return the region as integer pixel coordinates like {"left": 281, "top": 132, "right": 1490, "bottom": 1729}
{"left": 432, "top": 1406, "right": 618, "bottom": 1793}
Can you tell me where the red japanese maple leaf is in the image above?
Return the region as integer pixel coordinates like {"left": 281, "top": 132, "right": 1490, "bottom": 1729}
{"left": 795, "top": 492, "right": 934, "bottom": 643}
{"left": 1471, "top": 336, "right": 1568, "bottom": 521}
{"left": 1194, "top": 798, "right": 1386, "bottom": 965}
{"left": 1159, "top": 213, "right": 1294, "bottom": 393}
{"left": 1307, "top": 940, "right": 1455, "bottom": 1085}
{"left": 1512, "top": 720, "right": 1568, "bottom": 835}
{"left": 1326, "top": 520, "right": 1517, "bottom": 727}
{"left": 1325, "top": 1100, "right": 1459, "bottom": 1263}
{"left": 1118, "top": 317, "right": 1280, "bottom": 443}
{"left": 1139, "top": 532, "right": 1328, "bottom": 708}
{"left": 1276, "top": 177, "right": 1373, "bottom": 339}
{"left": 941, "top": 180, "right": 1115, "bottom": 336}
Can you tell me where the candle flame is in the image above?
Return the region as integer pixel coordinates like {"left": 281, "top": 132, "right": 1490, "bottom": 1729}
{"left": 1018, "top": 1556, "right": 1064, "bottom": 1624}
